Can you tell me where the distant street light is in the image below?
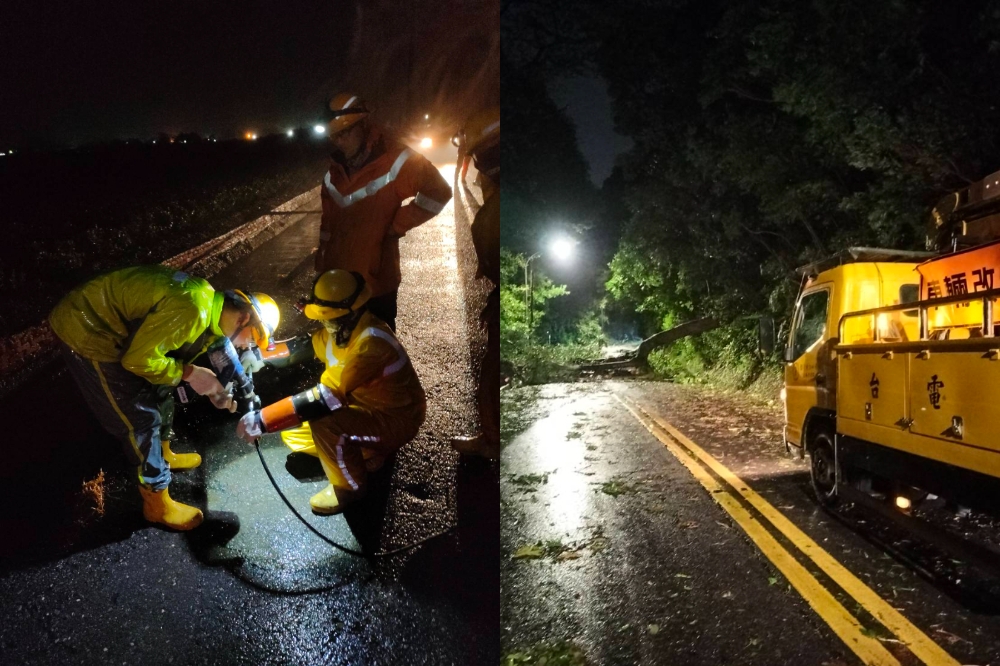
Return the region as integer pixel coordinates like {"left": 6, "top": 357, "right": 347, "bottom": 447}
{"left": 519, "top": 253, "right": 542, "bottom": 337}
{"left": 521, "top": 236, "right": 577, "bottom": 337}
{"left": 550, "top": 236, "right": 576, "bottom": 262}
{"left": 287, "top": 129, "right": 294, "bottom": 137}
{"left": 314, "top": 124, "right": 326, "bottom": 135}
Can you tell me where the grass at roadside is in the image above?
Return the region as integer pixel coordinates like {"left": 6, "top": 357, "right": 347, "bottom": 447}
{"left": 501, "top": 385, "right": 542, "bottom": 450}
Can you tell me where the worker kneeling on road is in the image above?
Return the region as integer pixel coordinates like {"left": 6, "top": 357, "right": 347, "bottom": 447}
{"left": 50, "top": 266, "right": 279, "bottom": 531}
{"left": 236, "top": 269, "right": 426, "bottom": 515}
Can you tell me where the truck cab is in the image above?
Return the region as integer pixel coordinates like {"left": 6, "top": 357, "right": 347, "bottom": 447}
{"left": 783, "top": 250, "right": 927, "bottom": 454}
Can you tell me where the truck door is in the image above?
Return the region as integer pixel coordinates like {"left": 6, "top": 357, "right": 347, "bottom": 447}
{"left": 785, "top": 288, "right": 831, "bottom": 446}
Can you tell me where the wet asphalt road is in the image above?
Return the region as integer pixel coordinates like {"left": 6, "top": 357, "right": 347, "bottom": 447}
{"left": 0, "top": 164, "right": 498, "bottom": 665}
{"left": 501, "top": 381, "right": 1000, "bottom": 665}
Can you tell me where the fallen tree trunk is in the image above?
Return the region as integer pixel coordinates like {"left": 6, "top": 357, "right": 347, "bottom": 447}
{"left": 579, "top": 317, "right": 719, "bottom": 372}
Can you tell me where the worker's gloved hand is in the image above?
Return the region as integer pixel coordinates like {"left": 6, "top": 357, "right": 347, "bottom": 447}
{"left": 236, "top": 411, "right": 264, "bottom": 444}
{"left": 240, "top": 347, "right": 266, "bottom": 374}
{"left": 208, "top": 390, "right": 237, "bottom": 413}
{"left": 183, "top": 365, "right": 225, "bottom": 396}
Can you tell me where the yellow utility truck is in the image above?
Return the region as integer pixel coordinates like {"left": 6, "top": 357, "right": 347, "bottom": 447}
{"left": 776, "top": 169, "right": 1000, "bottom": 512}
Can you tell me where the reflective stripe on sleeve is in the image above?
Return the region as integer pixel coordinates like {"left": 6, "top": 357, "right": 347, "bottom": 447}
{"left": 317, "top": 383, "right": 343, "bottom": 411}
{"left": 360, "top": 327, "right": 409, "bottom": 376}
{"left": 414, "top": 192, "right": 445, "bottom": 214}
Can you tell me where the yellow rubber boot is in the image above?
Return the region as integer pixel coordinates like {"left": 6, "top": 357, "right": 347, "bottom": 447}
{"left": 309, "top": 484, "right": 344, "bottom": 515}
{"left": 162, "top": 440, "right": 202, "bottom": 470}
{"left": 310, "top": 452, "right": 366, "bottom": 515}
{"left": 139, "top": 486, "right": 203, "bottom": 530}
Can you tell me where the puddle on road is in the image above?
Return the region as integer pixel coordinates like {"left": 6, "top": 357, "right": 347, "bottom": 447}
{"left": 503, "top": 389, "right": 610, "bottom": 538}
{"left": 197, "top": 434, "right": 369, "bottom": 589}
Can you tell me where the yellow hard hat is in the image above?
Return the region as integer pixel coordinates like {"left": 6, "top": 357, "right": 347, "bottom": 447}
{"left": 326, "top": 93, "right": 370, "bottom": 135}
{"left": 230, "top": 290, "right": 280, "bottom": 348}
{"left": 303, "top": 270, "right": 372, "bottom": 321}
{"left": 462, "top": 106, "right": 500, "bottom": 156}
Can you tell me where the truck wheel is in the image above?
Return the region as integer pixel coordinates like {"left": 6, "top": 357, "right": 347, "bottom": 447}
{"left": 809, "top": 430, "right": 839, "bottom": 507}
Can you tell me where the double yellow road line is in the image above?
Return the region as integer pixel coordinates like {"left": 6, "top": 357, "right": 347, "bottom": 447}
{"left": 616, "top": 395, "right": 959, "bottom": 666}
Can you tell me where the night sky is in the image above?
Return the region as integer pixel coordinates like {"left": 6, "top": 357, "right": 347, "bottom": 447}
{"left": 0, "top": 1, "right": 499, "bottom": 148}
{"left": 550, "top": 76, "right": 632, "bottom": 186}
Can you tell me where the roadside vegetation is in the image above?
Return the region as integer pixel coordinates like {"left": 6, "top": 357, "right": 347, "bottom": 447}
{"left": 503, "top": 1, "right": 1000, "bottom": 393}
{"left": 0, "top": 135, "right": 327, "bottom": 336}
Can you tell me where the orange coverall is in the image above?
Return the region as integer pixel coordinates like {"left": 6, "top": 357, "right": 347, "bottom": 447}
{"left": 317, "top": 128, "right": 453, "bottom": 298}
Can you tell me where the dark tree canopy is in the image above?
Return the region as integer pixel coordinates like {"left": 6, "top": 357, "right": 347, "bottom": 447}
{"left": 591, "top": 0, "right": 1000, "bottom": 336}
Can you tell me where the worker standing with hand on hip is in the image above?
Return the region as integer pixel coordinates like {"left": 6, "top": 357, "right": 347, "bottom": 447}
{"left": 315, "top": 92, "right": 452, "bottom": 331}
{"left": 49, "top": 265, "right": 279, "bottom": 531}
{"left": 235, "top": 269, "right": 426, "bottom": 515}
{"left": 452, "top": 107, "right": 501, "bottom": 459}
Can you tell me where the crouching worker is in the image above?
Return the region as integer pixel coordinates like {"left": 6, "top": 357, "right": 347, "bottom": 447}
{"left": 236, "top": 269, "right": 426, "bottom": 515}
{"left": 50, "top": 266, "right": 278, "bottom": 531}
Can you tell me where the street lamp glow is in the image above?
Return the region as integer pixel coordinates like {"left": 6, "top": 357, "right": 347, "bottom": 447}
{"left": 287, "top": 129, "right": 294, "bottom": 137}
{"left": 550, "top": 237, "right": 575, "bottom": 262}
{"left": 314, "top": 124, "right": 326, "bottom": 135}
{"left": 420, "top": 137, "right": 432, "bottom": 149}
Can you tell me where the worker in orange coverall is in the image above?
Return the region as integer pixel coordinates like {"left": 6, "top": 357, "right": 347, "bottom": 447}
{"left": 451, "top": 106, "right": 500, "bottom": 460}
{"left": 316, "top": 92, "right": 453, "bottom": 332}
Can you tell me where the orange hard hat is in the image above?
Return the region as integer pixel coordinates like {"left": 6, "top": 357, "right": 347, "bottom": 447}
{"left": 326, "top": 93, "right": 370, "bottom": 135}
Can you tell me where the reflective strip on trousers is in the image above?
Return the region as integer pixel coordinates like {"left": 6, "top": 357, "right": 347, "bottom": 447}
{"left": 336, "top": 435, "right": 360, "bottom": 490}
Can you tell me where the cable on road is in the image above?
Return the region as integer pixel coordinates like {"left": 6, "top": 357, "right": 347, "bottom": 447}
{"left": 253, "top": 440, "right": 454, "bottom": 559}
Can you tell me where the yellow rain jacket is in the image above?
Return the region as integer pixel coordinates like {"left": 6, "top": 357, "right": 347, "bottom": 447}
{"left": 312, "top": 310, "right": 425, "bottom": 415}
{"left": 49, "top": 266, "right": 224, "bottom": 386}
{"left": 281, "top": 310, "right": 426, "bottom": 454}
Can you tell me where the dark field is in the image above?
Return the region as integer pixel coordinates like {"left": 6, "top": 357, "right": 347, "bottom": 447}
{"left": 0, "top": 135, "right": 329, "bottom": 337}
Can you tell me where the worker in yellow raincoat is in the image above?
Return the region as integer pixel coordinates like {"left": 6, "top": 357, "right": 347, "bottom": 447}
{"left": 50, "top": 265, "right": 279, "bottom": 530}
{"left": 236, "top": 269, "right": 426, "bottom": 514}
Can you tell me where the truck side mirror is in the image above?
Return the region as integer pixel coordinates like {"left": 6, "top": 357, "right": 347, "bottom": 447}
{"left": 758, "top": 315, "right": 775, "bottom": 356}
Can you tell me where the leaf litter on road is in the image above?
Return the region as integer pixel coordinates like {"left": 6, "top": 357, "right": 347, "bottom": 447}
{"left": 512, "top": 526, "right": 609, "bottom": 562}
{"left": 597, "top": 479, "right": 640, "bottom": 497}
{"left": 507, "top": 471, "right": 554, "bottom": 493}
{"left": 502, "top": 640, "right": 589, "bottom": 666}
